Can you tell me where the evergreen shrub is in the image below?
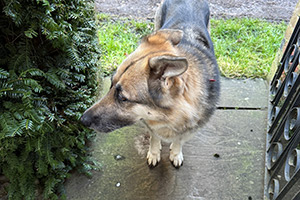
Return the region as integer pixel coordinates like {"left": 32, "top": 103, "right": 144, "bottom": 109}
{"left": 0, "top": 0, "right": 100, "bottom": 199}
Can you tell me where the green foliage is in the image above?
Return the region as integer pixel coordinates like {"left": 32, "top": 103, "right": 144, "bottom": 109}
{"left": 210, "top": 18, "right": 287, "bottom": 78}
{"left": 0, "top": 0, "right": 100, "bottom": 199}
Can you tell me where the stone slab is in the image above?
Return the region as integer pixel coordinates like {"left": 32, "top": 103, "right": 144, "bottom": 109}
{"left": 218, "top": 77, "right": 269, "bottom": 109}
{"left": 65, "top": 109, "right": 267, "bottom": 200}
{"left": 100, "top": 77, "right": 269, "bottom": 109}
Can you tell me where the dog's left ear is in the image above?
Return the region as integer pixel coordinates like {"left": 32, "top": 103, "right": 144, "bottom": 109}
{"left": 162, "top": 29, "right": 183, "bottom": 45}
{"left": 149, "top": 55, "right": 188, "bottom": 78}
{"left": 147, "top": 29, "right": 183, "bottom": 46}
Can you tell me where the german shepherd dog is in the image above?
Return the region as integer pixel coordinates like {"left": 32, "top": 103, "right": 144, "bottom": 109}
{"left": 81, "top": 0, "right": 220, "bottom": 168}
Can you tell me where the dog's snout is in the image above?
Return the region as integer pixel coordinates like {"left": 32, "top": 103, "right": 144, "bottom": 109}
{"left": 80, "top": 112, "right": 93, "bottom": 127}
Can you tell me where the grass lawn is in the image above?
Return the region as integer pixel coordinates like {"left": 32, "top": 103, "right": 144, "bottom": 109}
{"left": 96, "top": 14, "right": 153, "bottom": 76}
{"left": 97, "top": 14, "right": 286, "bottom": 79}
{"left": 210, "top": 18, "right": 286, "bottom": 78}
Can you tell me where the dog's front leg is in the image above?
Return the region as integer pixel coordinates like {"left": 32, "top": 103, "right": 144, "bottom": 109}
{"left": 147, "top": 133, "right": 162, "bottom": 167}
{"left": 169, "top": 140, "right": 184, "bottom": 168}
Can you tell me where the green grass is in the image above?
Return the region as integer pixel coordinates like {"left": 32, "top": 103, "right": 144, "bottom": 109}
{"left": 97, "top": 14, "right": 287, "bottom": 79}
{"left": 96, "top": 14, "right": 153, "bottom": 76}
{"left": 210, "top": 18, "right": 286, "bottom": 78}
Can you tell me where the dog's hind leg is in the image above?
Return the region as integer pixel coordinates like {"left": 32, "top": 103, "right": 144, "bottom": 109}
{"left": 169, "top": 140, "right": 184, "bottom": 168}
{"left": 147, "top": 133, "right": 162, "bottom": 167}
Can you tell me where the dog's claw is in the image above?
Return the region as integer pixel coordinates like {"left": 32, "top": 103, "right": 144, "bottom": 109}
{"left": 169, "top": 151, "right": 184, "bottom": 168}
{"left": 147, "top": 151, "right": 161, "bottom": 167}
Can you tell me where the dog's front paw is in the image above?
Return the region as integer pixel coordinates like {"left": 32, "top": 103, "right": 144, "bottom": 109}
{"left": 169, "top": 151, "right": 183, "bottom": 168}
{"left": 147, "top": 151, "right": 161, "bottom": 167}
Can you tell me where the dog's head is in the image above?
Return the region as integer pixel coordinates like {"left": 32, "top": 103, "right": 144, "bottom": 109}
{"left": 81, "top": 29, "right": 189, "bottom": 133}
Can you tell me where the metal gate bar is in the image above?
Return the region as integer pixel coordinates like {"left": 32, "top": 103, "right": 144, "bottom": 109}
{"left": 265, "top": 17, "right": 300, "bottom": 200}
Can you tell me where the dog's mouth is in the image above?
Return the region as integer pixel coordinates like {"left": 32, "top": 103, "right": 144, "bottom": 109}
{"left": 91, "top": 120, "right": 134, "bottom": 133}
{"left": 88, "top": 123, "right": 114, "bottom": 133}
{"left": 80, "top": 111, "right": 135, "bottom": 133}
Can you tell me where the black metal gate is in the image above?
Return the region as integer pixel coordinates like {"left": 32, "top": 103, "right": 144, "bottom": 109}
{"left": 265, "top": 17, "right": 300, "bottom": 200}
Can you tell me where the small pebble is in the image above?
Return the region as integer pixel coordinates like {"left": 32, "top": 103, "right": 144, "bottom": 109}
{"left": 114, "top": 155, "right": 125, "bottom": 160}
{"left": 214, "top": 153, "right": 220, "bottom": 158}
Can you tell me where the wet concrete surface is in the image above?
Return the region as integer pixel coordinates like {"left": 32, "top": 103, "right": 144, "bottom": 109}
{"left": 219, "top": 78, "right": 268, "bottom": 109}
{"left": 65, "top": 77, "right": 268, "bottom": 200}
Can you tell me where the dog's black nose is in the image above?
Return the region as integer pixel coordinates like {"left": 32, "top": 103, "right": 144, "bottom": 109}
{"left": 80, "top": 112, "right": 92, "bottom": 127}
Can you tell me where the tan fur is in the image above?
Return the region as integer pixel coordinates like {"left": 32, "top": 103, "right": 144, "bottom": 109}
{"left": 115, "top": 32, "right": 205, "bottom": 133}
{"left": 81, "top": 0, "right": 219, "bottom": 168}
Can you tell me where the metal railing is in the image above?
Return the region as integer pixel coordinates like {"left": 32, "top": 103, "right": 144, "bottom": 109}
{"left": 265, "top": 17, "right": 300, "bottom": 200}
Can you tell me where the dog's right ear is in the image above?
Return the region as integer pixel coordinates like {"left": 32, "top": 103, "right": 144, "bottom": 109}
{"left": 149, "top": 55, "right": 188, "bottom": 79}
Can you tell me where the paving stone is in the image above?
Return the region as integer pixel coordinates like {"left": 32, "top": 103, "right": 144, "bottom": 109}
{"left": 218, "top": 77, "right": 269, "bottom": 109}
{"left": 101, "top": 77, "right": 270, "bottom": 109}
{"left": 65, "top": 109, "right": 267, "bottom": 200}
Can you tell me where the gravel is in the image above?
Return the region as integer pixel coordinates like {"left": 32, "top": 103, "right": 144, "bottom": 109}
{"left": 95, "top": 0, "right": 298, "bottom": 22}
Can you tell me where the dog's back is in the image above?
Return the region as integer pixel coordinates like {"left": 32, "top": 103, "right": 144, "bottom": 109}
{"left": 156, "top": 0, "right": 219, "bottom": 122}
{"left": 156, "top": 0, "right": 214, "bottom": 53}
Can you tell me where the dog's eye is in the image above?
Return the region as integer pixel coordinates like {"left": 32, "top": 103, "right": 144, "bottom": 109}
{"left": 120, "top": 96, "right": 128, "bottom": 102}
{"left": 115, "top": 84, "right": 129, "bottom": 102}
{"left": 118, "top": 93, "right": 128, "bottom": 102}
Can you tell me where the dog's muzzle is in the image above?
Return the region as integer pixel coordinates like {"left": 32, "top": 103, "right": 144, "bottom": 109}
{"left": 80, "top": 108, "right": 135, "bottom": 133}
{"left": 80, "top": 110, "right": 94, "bottom": 128}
